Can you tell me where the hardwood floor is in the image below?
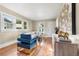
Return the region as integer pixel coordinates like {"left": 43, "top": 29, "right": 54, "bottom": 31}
{"left": 0, "top": 37, "right": 53, "bottom": 56}
{"left": 0, "top": 43, "right": 17, "bottom": 56}
{"left": 18, "top": 37, "right": 53, "bottom": 56}
{"left": 36, "top": 37, "right": 53, "bottom": 56}
{"left": 0, "top": 37, "right": 79, "bottom": 56}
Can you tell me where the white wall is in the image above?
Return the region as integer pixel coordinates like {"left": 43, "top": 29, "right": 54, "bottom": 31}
{"left": 32, "top": 20, "right": 56, "bottom": 37}
{"left": 0, "top": 5, "right": 32, "bottom": 47}
{"left": 0, "top": 5, "right": 32, "bottom": 32}
{"left": 76, "top": 4, "right": 79, "bottom": 34}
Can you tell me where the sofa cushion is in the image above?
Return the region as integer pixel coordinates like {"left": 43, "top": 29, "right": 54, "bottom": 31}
{"left": 18, "top": 38, "right": 36, "bottom": 44}
{"left": 18, "top": 41, "right": 36, "bottom": 49}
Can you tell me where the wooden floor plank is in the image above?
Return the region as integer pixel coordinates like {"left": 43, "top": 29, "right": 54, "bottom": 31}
{"left": 18, "top": 37, "right": 53, "bottom": 56}
{"left": 0, "top": 43, "right": 17, "bottom": 56}
{"left": 0, "top": 37, "right": 53, "bottom": 56}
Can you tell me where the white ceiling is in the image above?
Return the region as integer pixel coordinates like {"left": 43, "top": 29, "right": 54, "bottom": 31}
{"left": 0, "top": 3, "right": 64, "bottom": 20}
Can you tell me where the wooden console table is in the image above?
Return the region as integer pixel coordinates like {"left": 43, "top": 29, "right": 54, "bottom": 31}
{"left": 54, "top": 41, "right": 78, "bottom": 56}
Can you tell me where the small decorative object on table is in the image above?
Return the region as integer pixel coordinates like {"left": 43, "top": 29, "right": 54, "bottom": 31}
{"left": 58, "top": 31, "right": 71, "bottom": 43}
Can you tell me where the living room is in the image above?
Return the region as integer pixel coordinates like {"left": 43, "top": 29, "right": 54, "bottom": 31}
{"left": 0, "top": 3, "right": 79, "bottom": 56}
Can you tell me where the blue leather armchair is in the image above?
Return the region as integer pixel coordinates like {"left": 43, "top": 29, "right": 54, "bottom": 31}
{"left": 17, "top": 34, "right": 37, "bottom": 49}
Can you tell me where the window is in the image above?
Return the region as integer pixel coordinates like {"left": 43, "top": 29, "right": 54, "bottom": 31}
{"left": 16, "top": 20, "right": 22, "bottom": 24}
{"left": 4, "top": 18, "right": 13, "bottom": 29}
{"left": 16, "top": 27, "right": 22, "bottom": 29}
{"left": 16, "top": 20, "right": 22, "bottom": 29}
{"left": 23, "top": 22, "right": 27, "bottom": 29}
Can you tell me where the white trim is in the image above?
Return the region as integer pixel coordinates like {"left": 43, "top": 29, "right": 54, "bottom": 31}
{"left": 0, "top": 40, "right": 16, "bottom": 48}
